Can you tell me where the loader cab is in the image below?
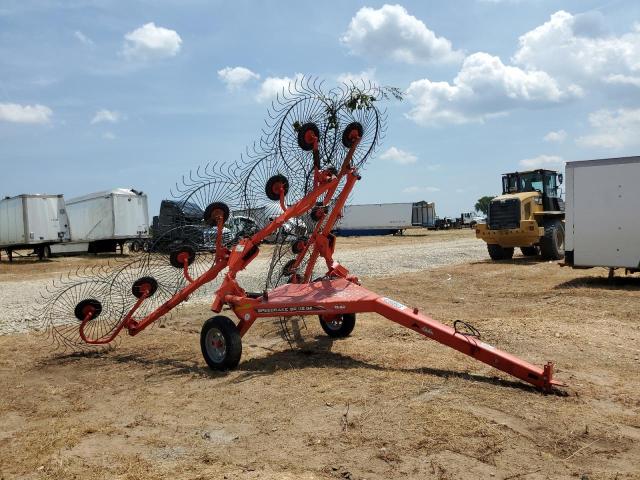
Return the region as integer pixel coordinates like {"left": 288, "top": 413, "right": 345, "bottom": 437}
{"left": 501, "top": 169, "right": 563, "bottom": 212}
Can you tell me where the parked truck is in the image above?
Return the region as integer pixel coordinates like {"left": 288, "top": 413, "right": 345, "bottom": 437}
{"left": 564, "top": 156, "right": 640, "bottom": 276}
{"left": 52, "top": 188, "right": 149, "bottom": 255}
{"left": 150, "top": 200, "right": 259, "bottom": 252}
{"left": 459, "top": 212, "right": 483, "bottom": 228}
{"left": 334, "top": 201, "right": 435, "bottom": 236}
{"left": 0, "top": 194, "right": 69, "bottom": 261}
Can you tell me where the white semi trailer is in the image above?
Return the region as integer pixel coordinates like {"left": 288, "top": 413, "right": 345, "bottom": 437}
{"left": 564, "top": 156, "right": 640, "bottom": 275}
{"left": 334, "top": 201, "right": 435, "bottom": 236}
{"left": 0, "top": 194, "right": 69, "bottom": 261}
{"left": 52, "top": 188, "right": 149, "bottom": 255}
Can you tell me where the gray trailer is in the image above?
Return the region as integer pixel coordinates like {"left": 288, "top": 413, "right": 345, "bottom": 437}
{"left": 334, "top": 201, "right": 435, "bottom": 236}
{"left": 0, "top": 194, "right": 69, "bottom": 261}
{"left": 52, "top": 188, "right": 149, "bottom": 255}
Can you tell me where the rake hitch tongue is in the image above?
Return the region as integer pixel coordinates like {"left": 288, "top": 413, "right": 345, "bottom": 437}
{"left": 40, "top": 78, "right": 562, "bottom": 392}
{"left": 227, "top": 278, "right": 562, "bottom": 392}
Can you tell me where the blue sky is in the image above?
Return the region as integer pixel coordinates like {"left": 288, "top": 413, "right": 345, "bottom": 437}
{"left": 1, "top": 0, "right": 639, "bottom": 217}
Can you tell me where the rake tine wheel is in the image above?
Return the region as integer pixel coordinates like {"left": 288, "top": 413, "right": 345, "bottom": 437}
{"left": 37, "top": 278, "right": 126, "bottom": 350}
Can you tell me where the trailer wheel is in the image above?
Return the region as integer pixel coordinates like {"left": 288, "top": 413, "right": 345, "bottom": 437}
{"left": 540, "top": 219, "right": 565, "bottom": 260}
{"left": 200, "top": 316, "right": 242, "bottom": 370}
{"left": 319, "top": 313, "right": 356, "bottom": 338}
{"left": 520, "top": 246, "right": 538, "bottom": 256}
{"left": 487, "top": 244, "right": 514, "bottom": 260}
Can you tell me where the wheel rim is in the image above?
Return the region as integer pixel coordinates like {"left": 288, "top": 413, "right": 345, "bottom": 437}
{"left": 205, "top": 328, "right": 226, "bottom": 363}
{"left": 324, "top": 316, "right": 343, "bottom": 331}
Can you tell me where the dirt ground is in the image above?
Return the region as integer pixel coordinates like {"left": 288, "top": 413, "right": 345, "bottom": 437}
{"left": 1, "top": 231, "right": 639, "bottom": 479}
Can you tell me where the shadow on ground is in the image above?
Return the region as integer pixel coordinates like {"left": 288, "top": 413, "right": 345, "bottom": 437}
{"left": 35, "top": 333, "right": 542, "bottom": 393}
{"left": 555, "top": 275, "right": 640, "bottom": 290}
{"left": 471, "top": 257, "right": 551, "bottom": 266}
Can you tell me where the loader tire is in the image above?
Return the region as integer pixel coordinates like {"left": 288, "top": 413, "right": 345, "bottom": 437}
{"left": 540, "top": 219, "right": 565, "bottom": 260}
{"left": 520, "top": 246, "right": 538, "bottom": 256}
{"left": 487, "top": 244, "right": 514, "bottom": 260}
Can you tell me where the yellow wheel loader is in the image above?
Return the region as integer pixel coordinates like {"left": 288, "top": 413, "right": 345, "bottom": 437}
{"left": 475, "top": 169, "right": 565, "bottom": 261}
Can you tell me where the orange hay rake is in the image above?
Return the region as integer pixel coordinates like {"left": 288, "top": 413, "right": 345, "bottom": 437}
{"left": 39, "top": 79, "right": 562, "bottom": 392}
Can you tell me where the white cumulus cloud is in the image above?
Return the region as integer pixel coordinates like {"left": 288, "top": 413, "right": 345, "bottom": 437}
{"left": 0, "top": 103, "right": 52, "bottom": 124}
{"left": 519, "top": 154, "right": 564, "bottom": 169}
{"left": 543, "top": 130, "right": 567, "bottom": 143}
{"left": 218, "top": 66, "right": 260, "bottom": 90}
{"left": 91, "top": 109, "right": 121, "bottom": 124}
{"left": 605, "top": 74, "right": 640, "bottom": 88}
{"left": 341, "top": 4, "right": 462, "bottom": 64}
{"left": 337, "top": 68, "right": 377, "bottom": 86}
{"left": 380, "top": 146, "right": 417, "bottom": 165}
{"left": 122, "top": 22, "right": 182, "bottom": 61}
{"left": 576, "top": 108, "right": 640, "bottom": 150}
{"left": 513, "top": 11, "right": 640, "bottom": 86}
{"left": 256, "top": 74, "right": 304, "bottom": 103}
{"left": 406, "top": 52, "right": 581, "bottom": 126}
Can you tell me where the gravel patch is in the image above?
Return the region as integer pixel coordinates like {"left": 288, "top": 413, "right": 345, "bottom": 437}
{"left": 0, "top": 237, "right": 487, "bottom": 335}
{"left": 335, "top": 237, "right": 486, "bottom": 278}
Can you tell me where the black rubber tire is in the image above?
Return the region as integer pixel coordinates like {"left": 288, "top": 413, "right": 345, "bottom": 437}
{"left": 520, "top": 246, "right": 538, "bottom": 256}
{"left": 319, "top": 313, "right": 356, "bottom": 338}
{"left": 200, "top": 316, "right": 242, "bottom": 370}
{"left": 487, "top": 244, "right": 514, "bottom": 260}
{"left": 540, "top": 219, "right": 565, "bottom": 260}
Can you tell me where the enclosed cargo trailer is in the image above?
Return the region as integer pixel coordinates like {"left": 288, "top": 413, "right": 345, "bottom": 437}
{"left": 564, "top": 156, "right": 640, "bottom": 273}
{"left": 56, "top": 188, "right": 149, "bottom": 254}
{"left": 0, "top": 194, "right": 69, "bottom": 260}
{"left": 334, "top": 201, "right": 435, "bottom": 236}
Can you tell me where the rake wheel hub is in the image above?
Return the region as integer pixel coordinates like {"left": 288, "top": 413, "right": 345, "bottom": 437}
{"left": 310, "top": 205, "right": 328, "bottom": 222}
{"left": 297, "top": 122, "right": 320, "bottom": 151}
{"left": 265, "top": 174, "right": 289, "bottom": 201}
{"left": 170, "top": 245, "right": 196, "bottom": 268}
{"left": 203, "top": 202, "right": 230, "bottom": 226}
{"left": 132, "top": 276, "right": 158, "bottom": 299}
{"left": 342, "top": 122, "right": 363, "bottom": 148}
{"left": 291, "top": 237, "right": 307, "bottom": 254}
{"left": 74, "top": 299, "right": 103, "bottom": 321}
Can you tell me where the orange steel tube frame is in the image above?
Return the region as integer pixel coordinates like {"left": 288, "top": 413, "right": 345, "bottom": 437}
{"left": 78, "top": 131, "right": 562, "bottom": 392}
{"left": 223, "top": 279, "right": 561, "bottom": 392}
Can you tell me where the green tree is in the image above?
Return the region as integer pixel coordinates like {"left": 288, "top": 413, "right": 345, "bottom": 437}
{"left": 474, "top": 196, "right": 495, "bottom": 215}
